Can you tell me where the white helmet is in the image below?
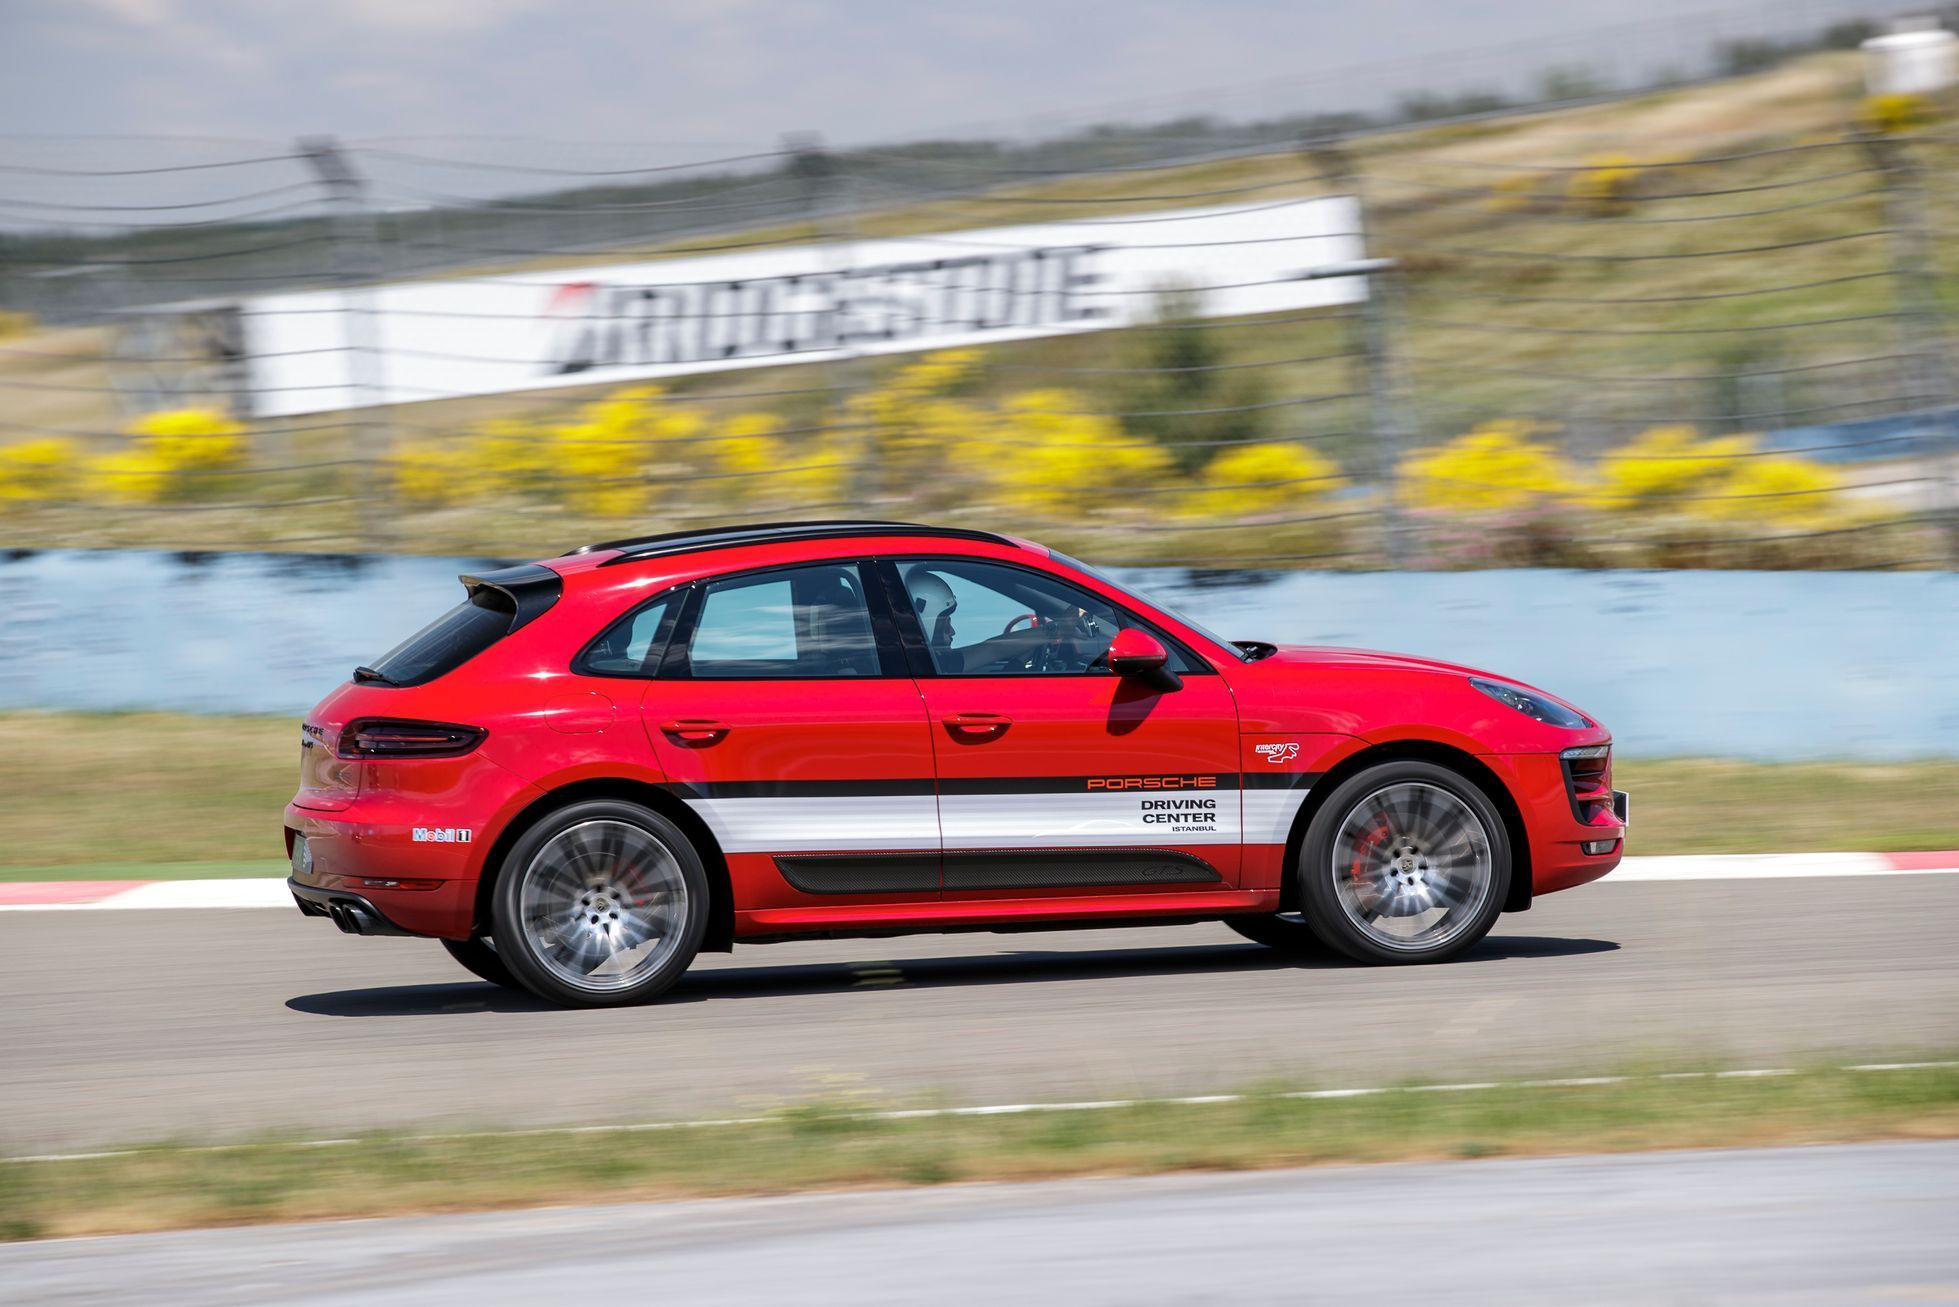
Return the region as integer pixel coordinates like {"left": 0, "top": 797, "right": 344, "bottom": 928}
{"left": 905, "top": 567, "right": 958, "bottom": 649}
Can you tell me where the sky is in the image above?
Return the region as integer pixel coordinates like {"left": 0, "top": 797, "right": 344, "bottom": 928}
{"left": 0, "top": 0, "right": 1903, "bottom": 152}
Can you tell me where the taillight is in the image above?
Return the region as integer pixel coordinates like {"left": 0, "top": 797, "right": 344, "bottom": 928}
{"left": 1560, "top": 744, "right": 1615, "bottom": 824}
{"left": 338, "top": 719, "right": 486, "bottom": 759}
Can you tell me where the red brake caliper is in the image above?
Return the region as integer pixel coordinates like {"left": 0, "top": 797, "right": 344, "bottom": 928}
{"left": 1349, "top": 820, "right": 1392, "bottom": 882}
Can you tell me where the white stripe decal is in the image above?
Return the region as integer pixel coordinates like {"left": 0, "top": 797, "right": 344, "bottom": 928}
{"left": 1242, "top": 788, "right": 1313, "bottom": 846}
{"left": 682, "top": 795, "right": 940, "bottom": 854}
{"left": 937, "top": 791, "right": 1241, "bottom": 847}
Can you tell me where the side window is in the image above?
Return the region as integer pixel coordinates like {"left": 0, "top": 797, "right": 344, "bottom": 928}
{"left": 682, "top": 563, "right": 880, "bottom": 679}
{"left": 577, "top": 594, "right": 676, "bottom": 677}
{"left": 896, "top": 558, "right": 1182, "bottom": 677}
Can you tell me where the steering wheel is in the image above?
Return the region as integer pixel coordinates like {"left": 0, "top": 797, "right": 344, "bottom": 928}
{"left": 1002, "top": 612, "right": 1041, "bottom": 635}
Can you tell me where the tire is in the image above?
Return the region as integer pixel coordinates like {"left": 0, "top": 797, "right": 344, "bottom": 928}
{"left": 1224, "top": 912, "right": 1332, "bottom": 956}
{"left": 489, "top": 799, "right": 710, "bottom": 1007}
{"left": 1292, "top": 760, "right": 1511, "bottom": 965}
{"left": 439, "top": 936, "right": 521, "bottom": 989}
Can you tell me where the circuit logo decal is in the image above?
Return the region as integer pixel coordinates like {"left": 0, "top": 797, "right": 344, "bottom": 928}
{"left": 1254, "top": 743, "right": 1300, "bottom": 764}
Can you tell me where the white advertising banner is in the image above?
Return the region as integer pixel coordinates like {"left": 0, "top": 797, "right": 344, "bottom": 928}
{"left": 239, "top": 195, "right": 1366, "bottom": 417}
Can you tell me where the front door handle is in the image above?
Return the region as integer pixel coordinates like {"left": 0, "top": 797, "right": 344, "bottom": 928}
{"left": 660, "top": 719, "right": 731, "bottom": 744}
{"left": 943, "top": 712, "right": 1010, "bottom": 737}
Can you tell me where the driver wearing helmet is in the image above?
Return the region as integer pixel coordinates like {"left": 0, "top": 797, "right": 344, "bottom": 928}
{"left": 904, "top": 566, "right": 962, "bottom": 672}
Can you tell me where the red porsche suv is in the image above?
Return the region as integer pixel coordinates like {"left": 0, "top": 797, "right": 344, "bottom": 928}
{"left": 287, "top": 521, "right": 1626, "bottom": 1007}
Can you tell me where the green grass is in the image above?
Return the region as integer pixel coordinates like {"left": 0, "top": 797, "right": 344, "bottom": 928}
{"left": 1, "top": 710, "right": 1954, "bottom": 877}
{"left": 3, "top": 1062, "right": 1954, "bottom": 1240}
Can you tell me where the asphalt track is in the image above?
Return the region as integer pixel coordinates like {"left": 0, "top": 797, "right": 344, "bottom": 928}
{"left": 6, "top": 1142, "right": 1955, "bottom": 1304}
{"left": 2, "top": 876, "right": 1956, "bottom": 1152}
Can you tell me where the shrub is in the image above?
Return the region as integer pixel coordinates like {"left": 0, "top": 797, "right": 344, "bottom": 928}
{"left": 987, "top": 389, "right": 1171, "bottom": 515}
{"left": 542, "top": 386, "right": 704, "bottom": 517}
{"left": 0, "top": 437, "right": 82, "bottom": 503}
{"left": 387, "top": 441, "right": 478, "bottom": 507}
{"left": 90, "top": 408, "right": 249, "bottom": 504}
{"left": 1861, "top": 92, "right": 1934, "bottom": 135}
{"left": 1566, "top": 154, "right": 1645, "bottom": 216}
{"left": 711, "top": 412, "right": 849, "bottom": 507}
{"left": 1184, "top": 441, "right": 1345, "bottom": 519}
{"left": 1399, "top": 420, "right": 1578, "bottom": 513}
{"left": 1591, "top": 424, "right": 1756, "bottom": 513}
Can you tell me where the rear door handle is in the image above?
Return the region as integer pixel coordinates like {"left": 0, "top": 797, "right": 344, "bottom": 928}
{"left": 660, "top": 719, "right": 731, "bottom": 743}
{"left": 943, "top": 712, "right": 1010, "bottom": 737}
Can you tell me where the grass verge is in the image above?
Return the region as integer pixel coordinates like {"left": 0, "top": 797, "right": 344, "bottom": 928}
{"left": 2, "top": 710, "right": 1956, "bottom": 875}
{"left": 3, "top": 1062, "right": 1954, "bottom": 1241}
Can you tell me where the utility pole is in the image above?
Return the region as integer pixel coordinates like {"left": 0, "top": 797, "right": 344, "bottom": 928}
{"left": 299, "top": 136, "right": 390, "bottom": 547}
{"left": 1862, "top": 130, "right": 1959, "bottom": 568}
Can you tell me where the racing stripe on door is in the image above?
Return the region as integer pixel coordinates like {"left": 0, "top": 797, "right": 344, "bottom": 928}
{"left": 662, "top": 779, "right": 939, "bottom": 854}
{"left": 661, "top": 773, "right": 1315, "bottom": 853}
{"left": 937, "top": 773, "right": 1237, "bottom": 848}
{"left": 1241, "top": 772, "right": 1320, "bottom": 846}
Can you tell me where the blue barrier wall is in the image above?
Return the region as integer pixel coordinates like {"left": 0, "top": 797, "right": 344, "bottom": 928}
{"left": 2, "top": 549, "right": 1953, "bottom": 758}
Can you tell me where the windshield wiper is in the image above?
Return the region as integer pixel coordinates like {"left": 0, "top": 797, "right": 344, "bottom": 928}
{"left": 352, "top": 665, "right": 397, "bottom": 685}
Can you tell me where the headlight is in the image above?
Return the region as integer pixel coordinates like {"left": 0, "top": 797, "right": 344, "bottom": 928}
{"left": 1470, "top": 677, "right": 1590, "bottom": 729}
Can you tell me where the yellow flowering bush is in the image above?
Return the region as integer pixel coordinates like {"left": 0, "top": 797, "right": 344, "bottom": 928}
{"left": 1592, "top": 424, "right": 1844, "bottom": 525}
{"left": 1487, "top": 171, "right": 1546, "bottom": 214}
{"left": 0, "top": 310, "right": 35, "bottom": 340}
{"left": 0, "top": 437, "right": 82, "bottom": 503}
{"left": 1399, "top": 420, "right": 1578, "bottom": 513}
{"left": 91, "top": 408, "right": 249, "bottom": 504}
{"left": 711, "top": 412, "right": 849, "bottom": 506}
{"left": 987, "top": 389, "right": 1171, "bottom": 515}
{"left": 1698, "top": 448, "right": 1843, "bottom": 526}
{"left": 1861, "top": 92, "right": 1933, "bottom": 135}
{"left": 1591, "top": 424, "right": 1756, "bottom": 511}
{"left": 1183, "top": 442, "right": 1345, "bottom": 519}
{"left": 1566, "top": 154, "right": 1645, "bottom": 216}
{"left": 388, "top": 440, "right": 479, "bottom": 507}
{"left": 542, "top": 386, "right": 705, "bottom": 517}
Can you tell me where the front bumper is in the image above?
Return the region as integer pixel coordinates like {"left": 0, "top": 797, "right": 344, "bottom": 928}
{"left": 1481, "top": 754, "right": 1628, "bottom": 898}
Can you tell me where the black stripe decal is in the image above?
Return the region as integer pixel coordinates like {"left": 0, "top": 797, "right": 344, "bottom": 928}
{"left": 943, "top": 848, "right": 1221, "bottom": 890}
{"left": 662, "top": 778, "right": 938, "bottom": 800}
{"left": 668, "top": 772, "right": 1321, "bottom": 800}
{"left": 775, "top": 853, "right": 939, "bottom": 895}
{"left": 773, "top": 849, "right": 1224, "bottom": 894}
{"left": 1242, "top": 771, "right": 1324, "bottom": 790}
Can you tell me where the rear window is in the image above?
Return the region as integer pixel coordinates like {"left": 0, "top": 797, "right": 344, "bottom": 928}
{"left": 367, "top": 588, "right": 517, "bottom": 686}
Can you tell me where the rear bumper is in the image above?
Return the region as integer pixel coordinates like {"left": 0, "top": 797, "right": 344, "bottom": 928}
{"left": 288, "top": 877, "right": 419, "bottom": 937}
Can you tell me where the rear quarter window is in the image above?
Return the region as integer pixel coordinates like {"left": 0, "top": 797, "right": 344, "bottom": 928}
{"left": 368, "top": 588, "right": 517, "bottom": 686}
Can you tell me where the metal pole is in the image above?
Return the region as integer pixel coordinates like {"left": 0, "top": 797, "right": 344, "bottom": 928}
{"left": 299, "top": 136, "right": 390, "bottom": 548}
{"left": 784, "top": 132, "right": 873, "bottom": 512}
{"left": 1301, "top": 135, "right": 1414, "bottom": 567}
{"left": 1862, "top": 131, "right": 1959, "bottom": 568}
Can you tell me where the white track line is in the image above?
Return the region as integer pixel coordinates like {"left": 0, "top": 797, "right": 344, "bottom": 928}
{"left": 7, "top": 1062, "right": 1954, "bottom": 1166}
{"left": 4, "top": 852, "right": 1956, "bottom": 911}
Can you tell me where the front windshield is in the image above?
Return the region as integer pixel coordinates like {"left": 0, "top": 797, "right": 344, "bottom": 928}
{"left": 1046, "top": 551, "right": 1249, "bottom": 661}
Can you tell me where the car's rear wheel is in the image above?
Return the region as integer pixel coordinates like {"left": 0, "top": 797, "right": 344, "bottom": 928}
{"left": 490, "top": 799, "right": 709, "bottom": 1007}
{"left": 1294, "top": 760, "right": 1510, "bottom": 965}
{"left": 439, "top": 935, "right": 520, "bottom": 989}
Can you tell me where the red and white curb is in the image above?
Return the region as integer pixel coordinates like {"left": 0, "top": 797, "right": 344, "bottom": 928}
{"left": 1, "top": 851, "right": 1955, "bottom": 911}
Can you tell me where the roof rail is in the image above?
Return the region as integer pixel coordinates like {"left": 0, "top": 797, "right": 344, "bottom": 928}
{"left": 570, "top": 520, "right": 1021, "bottom": 567}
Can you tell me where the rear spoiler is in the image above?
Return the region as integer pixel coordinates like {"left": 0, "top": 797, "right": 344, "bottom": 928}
{"left": 458, "top": 563, "right": 563, "bottom": 634}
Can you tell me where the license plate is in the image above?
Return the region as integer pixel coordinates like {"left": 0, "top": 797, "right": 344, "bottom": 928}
{"left": 1612, "top": 790, "right": 1630, "bottom": 826}
{"left": 290, "top": 835, "right": 313, "bottom": 878}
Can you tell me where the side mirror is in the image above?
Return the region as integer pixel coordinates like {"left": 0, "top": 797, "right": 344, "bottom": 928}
{"left": 1106, "top": 628, "right": 1181, "bottom": 691}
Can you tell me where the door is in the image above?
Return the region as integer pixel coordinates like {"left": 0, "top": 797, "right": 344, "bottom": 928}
{"left": 882, "top": 556, "right": 1243, "bottom": 895}
{"left": 641, "top": 560, "right": 941, "bottom": 907}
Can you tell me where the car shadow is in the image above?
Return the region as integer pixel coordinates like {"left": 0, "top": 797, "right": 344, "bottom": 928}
{"left": 284, "top": 933, "right": 1616, "bottom": 1018}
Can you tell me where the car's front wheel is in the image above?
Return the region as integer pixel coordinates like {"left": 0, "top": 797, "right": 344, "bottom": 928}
{"left": 490, "top": 799, "right": 709, "bottom": 1007}
{"left": 1294, "top": 760, "right": 1511, "bottom": 964}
